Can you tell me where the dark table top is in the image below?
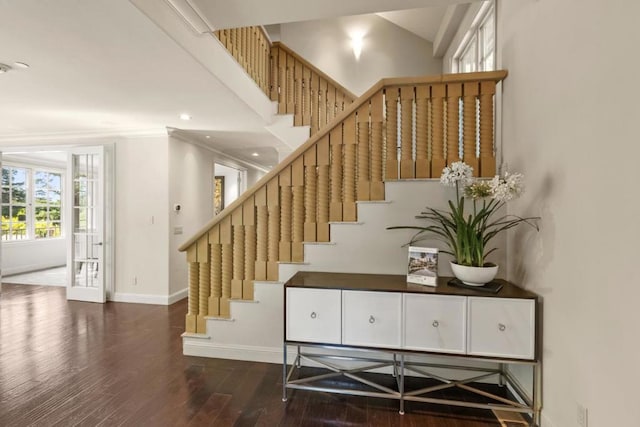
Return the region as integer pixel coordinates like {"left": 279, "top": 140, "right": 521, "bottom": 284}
{"left": 284, "top": 271, "right": 538, "bottom": 300}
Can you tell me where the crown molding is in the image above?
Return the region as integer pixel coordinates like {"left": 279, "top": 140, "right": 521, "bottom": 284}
{"left": 0, "top": 128, "right": 168, "bottom": 146}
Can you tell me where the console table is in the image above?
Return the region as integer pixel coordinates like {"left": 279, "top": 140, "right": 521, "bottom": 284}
{"left": 282, "top": 271, "right": 541, "bottom": 426}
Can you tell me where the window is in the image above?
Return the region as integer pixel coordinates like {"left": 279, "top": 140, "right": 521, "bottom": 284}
{"left": 1, "top": 165, "right": 63, "bottom": 241}
{"left": 454, "top": 2, "right": 496, "bottom": 73}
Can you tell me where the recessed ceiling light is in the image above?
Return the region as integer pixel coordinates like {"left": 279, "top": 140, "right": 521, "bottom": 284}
{"left": 14, "top": 62, "right": 30, "bottom": 69}
{"left": 179, "top": 113, "right": 191, "bottom": 120}
{"left": 0, "top": 64, "right": 12, "bottom": 73}
{"left": 251, "top": 152, "right": 259, "bottom": 157}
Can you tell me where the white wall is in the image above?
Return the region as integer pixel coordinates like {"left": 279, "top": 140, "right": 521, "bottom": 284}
{"left": 499, "top": 1, "right": 640, "bottom": 426}
{"left": 214, "top": 163, "right": 241, "bottom": 209}
{"left": 114, "top": 136, "right": 170, "bottom": 299}
{"left": 2, "top": 238, "right": 66, "bottom": 276}
{"left": 277, "top": 14, "right": 442, "bottom": 95}
{"left": 168, "top": 136, "right": 266, "bottom": 296}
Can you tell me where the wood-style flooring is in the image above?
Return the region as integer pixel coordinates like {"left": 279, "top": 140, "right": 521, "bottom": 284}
{"left": 0, "top": 283, "right": 512, "bottom": 426}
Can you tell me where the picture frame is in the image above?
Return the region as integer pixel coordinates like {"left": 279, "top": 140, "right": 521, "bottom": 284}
{"left": 407, "top": 246, "right": 438, "bottom": 286}
{"left": 214, "top": 175, "right": 225, "bottom": 215}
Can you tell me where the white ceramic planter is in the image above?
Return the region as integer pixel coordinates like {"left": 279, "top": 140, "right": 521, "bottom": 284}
{"left": 450, "top": 262, "right": 498, "bottom": 286}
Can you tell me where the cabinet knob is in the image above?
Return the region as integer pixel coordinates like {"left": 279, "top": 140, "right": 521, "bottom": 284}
{"left": 369, "top": 315, "right": 376, "bottom": 324}
{"left": 310, "top": 312, "right": 317, "bottom": 319}
{"left": 432, "top": 320, "right": 439, "bottom": 328}
{"left": 498, "top": 323, "right": 506, "bottom": 332}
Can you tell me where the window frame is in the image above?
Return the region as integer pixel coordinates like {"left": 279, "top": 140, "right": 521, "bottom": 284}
{"left": 453, "top": 1, "right": 496, "bottom": 73}
{"left": 1, "top": 162, "right": 64, "bottom": 242}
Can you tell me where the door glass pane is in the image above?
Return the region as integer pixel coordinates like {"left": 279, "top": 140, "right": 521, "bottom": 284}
{"left": 72, "top": 153, "right": 100, "bottom": 289}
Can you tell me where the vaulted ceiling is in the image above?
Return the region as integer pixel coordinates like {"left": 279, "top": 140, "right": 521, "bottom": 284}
{"left": 0, "top": 0, "right": 475, "bottom": 168}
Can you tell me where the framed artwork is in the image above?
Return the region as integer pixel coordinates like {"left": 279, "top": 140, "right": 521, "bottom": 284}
{"left": 214, "top": 176, "right": 225, "bottom": 215}
{"left": 407, "top": 246, "right": 438, "bottom": 286}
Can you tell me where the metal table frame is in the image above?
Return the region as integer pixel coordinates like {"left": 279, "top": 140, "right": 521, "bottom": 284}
{"left": 283, "top": 343, "right": 541, "bottom": 426}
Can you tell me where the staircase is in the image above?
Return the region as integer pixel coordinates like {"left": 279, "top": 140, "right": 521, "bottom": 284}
{"left": 179, "top": 25, "right": 507, "bottom": 361}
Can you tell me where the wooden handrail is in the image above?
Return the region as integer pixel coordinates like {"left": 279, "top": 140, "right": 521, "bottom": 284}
{"left": 179, "top": 70, "right": 507, "bottom": 254}
{"left": 183, "top": 24, "right": 508, "bottom": 334}
{"left": 270, "top": 42, "right": 356, "bottom": 102}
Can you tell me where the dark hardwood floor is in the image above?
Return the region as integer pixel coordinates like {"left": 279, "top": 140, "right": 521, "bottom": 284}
{"left": 0, "top": 283, "right": 509, "bottom": 426}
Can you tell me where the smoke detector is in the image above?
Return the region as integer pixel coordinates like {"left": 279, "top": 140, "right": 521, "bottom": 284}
{"left": 0, "top": 63, "right": 12, "bottom": 73}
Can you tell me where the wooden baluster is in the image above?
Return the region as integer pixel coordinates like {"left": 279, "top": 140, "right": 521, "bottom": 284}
{"left": 266, "top": 179, "right": 280, "bottom": 281}
{"left": 286, "top": 54, "right": 295, "bottom": 114}
{"left": 343, "top": 114, "right": 357, "bottom": 221}
{"left": 250, "top": 27, "right": 256, "bottom": 78}
{"left": 400, "top": 86, "right": 415, "bottom": 179}
{"left": 231, "top": 210, "right": 244, "bottom": 300}
{"left": 241, "top": 27, "right": 247, "bottom": 68}
{"left": 463, "top": 82, "right": 480, "bottom": 175}
{"left": 310, "top": 74, "right": 319, "bottom": 135}
{"left": 336, "top": 91, "right": 345, "bottom": 115}
{"left": 196, "top": 236, "right": 210, "bottom": 333}
{"left": 317, "top": 136, "right": 330, "bottom": 242}
{"left": 329, "top": 126, "right": 343, "bottom": 221}
{"left": 230, "top": 28, "right": 237, "bottom": 59}
{"left": 357, "top": 103, "right": 371, "bottom": 201}
{"left": 447, "top": 83, "right": 462, "bottom": 165}
{"left": 278, "top": 48, "right": 287, "bottom": 114}
{"left": 208, "top": 226, "right": 221, "bottom": 316}
{"left": 370, "top": 92, "right": 385, "bottom": 200}
{"left": 279, "top": 167, "right": 292, "bottom": 262}
{"left": 260, "top": 33, "right": 267, "bottom": 93}
{"left": 270, "top": 46, "right": 279, "bottom": 101}
{"left": 254, "top": 187, "right": 267, "bottom": 281}
{"left": 242, "top": 200, "right": 256, "bottom": 300}
{"left": 385, "top": 87, "right": 399, "bottom": 180}
{"left": 302, "top": 66, "right": 311, "bottom": 126}
{"left": 222, "top": 29, "right": 229, "bottom": 50}
{"left": 479, "top": 81, "right": 497, "bottom": 177}
{"left": 220, "top": 216, "right": 232, "bottom": 317}
{"left": 304, "top": 146, "right": 318, "bottom": 242}
{"left": 292, "top": 157, "right": 305, "bottom": 262}
{"left": 431, "top": 84, "right": 446, "bottom": 177}
{"left": 415, "top": 86, "right": 429, "bottom": 178}
{"left": 327, "top": 86, "right": 336, "bottom": 124}
{"left": 294, "top": 60, "right": 303, "bottom": 126}
{"left": 319, "top": 78, "right": 328, "bottom": 130}
{"left": 185, "top": 245, "right": 198, "bottom": 333}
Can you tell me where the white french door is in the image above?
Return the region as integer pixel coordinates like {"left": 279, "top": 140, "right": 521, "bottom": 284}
{"left": 66, "top": 146, "right": 105, "bottom": 303}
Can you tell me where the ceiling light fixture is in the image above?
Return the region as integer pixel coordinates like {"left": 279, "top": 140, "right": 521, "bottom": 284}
{"left": 251, "top": 152, "right": 259, "bottom": 157}
{"left": 205, "top": 135, "right": 210, "bottom": 139}
{"left": 0, "top": 63, "right": 12, "bottom": 73}
{"left": 14, "top": 62, "right": 30, "bottom": 69}
{"left": 179, "top": 113, "right": 191, "bottom": 120}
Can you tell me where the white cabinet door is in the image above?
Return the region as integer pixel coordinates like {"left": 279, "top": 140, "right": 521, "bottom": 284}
{"left": 403, "top": 294, "right": 467, "bottom": 354}
{"left": 342, "top": 291, "right": 402, "bottom": 348}
{"left": 286, "top": 288, "right": 341, "bottom": 344}
{"left": 467, "top": 297, "right": 536, "bottom": 360}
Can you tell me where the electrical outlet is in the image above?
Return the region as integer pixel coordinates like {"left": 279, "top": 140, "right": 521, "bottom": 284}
{"left": 577, "top": 403, "right": 588, "bottom": 427}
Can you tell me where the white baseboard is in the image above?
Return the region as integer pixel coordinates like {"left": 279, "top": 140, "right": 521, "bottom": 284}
{"left": 168, "top": 288, "right": 188, "bottom": 304}
{"left": 541, "top": 412, "right": 554, "bottom": 427}
{"left": 183, "top": 340, "right": 284, "bottom": 364}
{"left": 3, "top": 263, "right": 66, "bottom": 277}
{"left": 111, "top": 287, "right": 187, "bottom": 305}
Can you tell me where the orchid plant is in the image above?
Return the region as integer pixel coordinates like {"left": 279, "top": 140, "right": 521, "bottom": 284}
{"left": 389, "top": 162, "right": 540, "bottom": 267}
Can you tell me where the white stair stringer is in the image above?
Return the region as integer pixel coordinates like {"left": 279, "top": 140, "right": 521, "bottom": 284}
{"left": 131, "top": 0, "right": 275, "bottom": 122}
{"left": 183, "top": 180, "right": 508, "bottom": 365}
{"left": 264, "top": 112, "right": 311, "bottom": 152}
